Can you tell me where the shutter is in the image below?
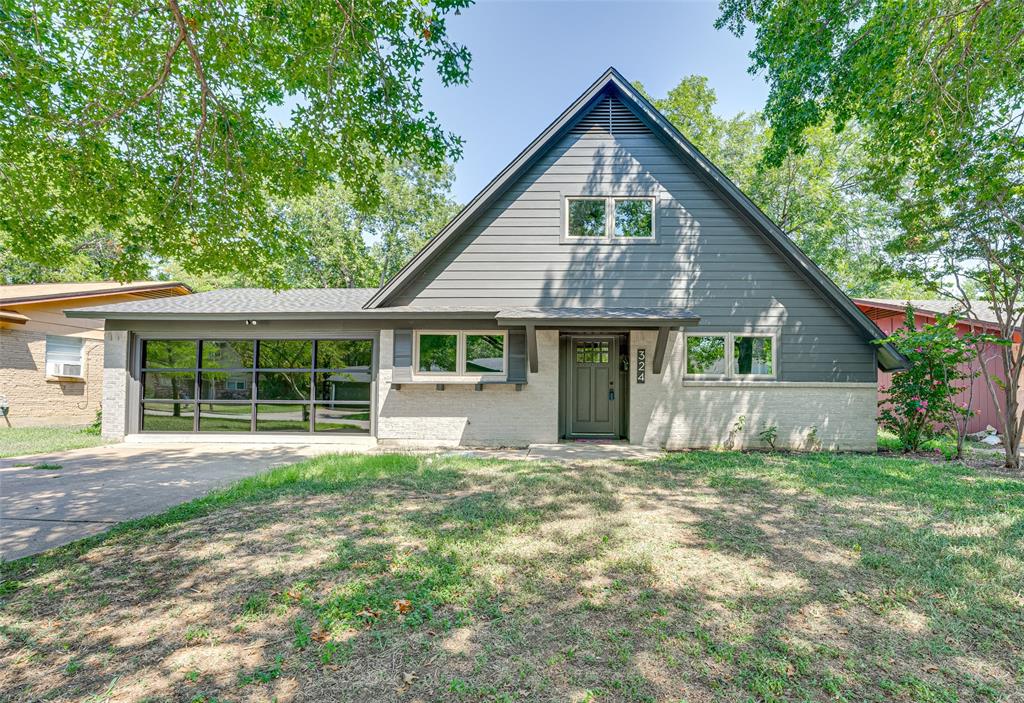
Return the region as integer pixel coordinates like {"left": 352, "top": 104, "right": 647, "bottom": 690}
{"left": 507, "top": 329, "right": 527, "bottom": 383}
{"left": 392, "top": 329, "right": 413, "bottom": 383}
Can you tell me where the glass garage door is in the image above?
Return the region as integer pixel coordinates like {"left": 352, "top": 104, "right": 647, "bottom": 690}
{"left": 140, "top": 338, "right": 373, "bottom": 433}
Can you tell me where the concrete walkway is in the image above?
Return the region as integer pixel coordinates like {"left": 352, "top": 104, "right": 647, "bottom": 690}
{"left": 0, "top": 443, "right": 359, "bottom": 561}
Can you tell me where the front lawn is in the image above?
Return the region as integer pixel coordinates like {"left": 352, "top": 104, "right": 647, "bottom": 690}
{"left": 0, "top": 425, "right": 106, "bottom": 459}
{"left": 1, "top": 451, "right": 1022, "bottom": 702}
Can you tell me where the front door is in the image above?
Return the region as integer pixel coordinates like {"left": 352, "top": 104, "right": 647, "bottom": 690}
{"left": 570, "top": 337, "right": 618, "bottom": 436}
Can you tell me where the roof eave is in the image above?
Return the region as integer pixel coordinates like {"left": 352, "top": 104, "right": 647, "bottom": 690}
{"left": 2, "top": 282, "right": 192, "bottom": 306}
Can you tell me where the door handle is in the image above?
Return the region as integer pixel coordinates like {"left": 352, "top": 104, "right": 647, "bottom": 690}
{"left": 608, "top": 389, "right": 615, "bottom": 401}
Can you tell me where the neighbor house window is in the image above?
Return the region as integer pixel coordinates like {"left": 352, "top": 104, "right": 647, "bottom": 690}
{"left": 685, "top": 333, "right": 776, "bottom": 379}
{"left": 565, "top": 196, "right": 655, "bottom": 240}
{"left": 140, "top": 338, "right": 373, "bottom": 434}
{"left": 44, "top": 335, "right": 85, "bottom": 378}
{"left": 416, "top": 331, "right": 507, "bottom": 377}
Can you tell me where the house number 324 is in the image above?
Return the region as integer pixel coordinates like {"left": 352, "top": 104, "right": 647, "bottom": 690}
{"left": 636, "top": 348, "right": 646, "bottom": 384}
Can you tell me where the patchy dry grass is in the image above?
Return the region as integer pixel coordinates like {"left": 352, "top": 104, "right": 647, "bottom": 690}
{"left": 1, "top": 451, "right": 1022, "bottom": 702}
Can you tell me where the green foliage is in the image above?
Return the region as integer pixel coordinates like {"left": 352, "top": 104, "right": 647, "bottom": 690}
{"left": 757, "top": 424, "right": 777, "bottom": 450}
{"left": 636, "top": 76, "right": 919, "bottom": 296}
{"left": 0, "top": 0, "right": 471, "bottom": 282}
{"left": 877, "top": 306, "right": 982, "bottom": 452}
{"left": 715, "top": 0, "right": 1024, "bottom": 466}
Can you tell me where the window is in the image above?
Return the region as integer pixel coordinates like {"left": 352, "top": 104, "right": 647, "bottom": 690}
{"left": 685, "top": 333, "right": 776, "bottom": 379}
{"left": 45, "top": 335, "right": 85, "bottom": 378}
{"left": 613, "top": 198, "right": 654, "bottom": 238}
{"left": 565, "top": 196, "right": 655, "bottom": 241}
{"left": 734, "top": 336, "right": 773, "bottom": 376}
{"left": 686, "top": 336, "right": 727, "bottom": 376}
{"left": 465, "top": 334, "right": 506, "bottom": 374}
{"left": 417, "top": 334, "right": 458, "bottom": 373}
{"left": 140, "top": 338, "right": 373, "bottom": 433}
{"left": 567, "top": 198, "right": 607, "bottom": 238}
{"left": 415, "top": 331, "right": 507, "bottom": 377}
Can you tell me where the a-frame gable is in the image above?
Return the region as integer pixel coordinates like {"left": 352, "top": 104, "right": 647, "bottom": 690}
{"left": 366, "top": 68, "right": 903, "bottom": 372}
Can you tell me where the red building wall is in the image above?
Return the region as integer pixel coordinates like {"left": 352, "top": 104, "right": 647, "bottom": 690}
{"left": 865, "top": 308, "right": 1009, "bottom": 434}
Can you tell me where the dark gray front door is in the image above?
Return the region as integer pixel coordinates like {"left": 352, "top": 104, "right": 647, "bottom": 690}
{"left": 570, "top": 337, "right": 618, "bottom": 436}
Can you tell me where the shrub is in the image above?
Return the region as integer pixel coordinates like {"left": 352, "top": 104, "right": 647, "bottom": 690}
{"left": 876, "top": 305, "right": 982, "bottom": 452}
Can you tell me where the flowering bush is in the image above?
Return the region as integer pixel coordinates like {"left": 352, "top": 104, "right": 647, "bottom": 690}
{"left": 877, "top": 305, "right": 980, "bottom": 452}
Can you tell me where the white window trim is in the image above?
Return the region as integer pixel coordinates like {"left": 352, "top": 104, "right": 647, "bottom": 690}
{"left": 413, "top": 330, "right": 508, "bottom": 381}
{"left": 564, "top": 196, "right": 657, "bottom": 241}
{"left": 684, "top": 332, "right": 777, "bottom": 380}
{"left": 44, "top": 335, "right": 85, "bottom": 379}
{"left": 611, "top": 196, "right": 656, "bottom": 239}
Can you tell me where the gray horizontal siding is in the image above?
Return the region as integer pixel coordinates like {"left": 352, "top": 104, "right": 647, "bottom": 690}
{"left": 391, "top": 129, "right": 874, "bottom": 382}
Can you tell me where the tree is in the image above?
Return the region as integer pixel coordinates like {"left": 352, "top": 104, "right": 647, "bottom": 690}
{"left": 1, "top": 0, "right": 472, "bottom": 282}
{"left": 636, "top": 76, "right": 918, "bottom": 296}
{"left": 716, "top": 0, "right": 1024, "bottom": 468}
{"left": 158, "top": 161, "right": 458, "bottom": 290}
{"left": 876, "top": 306, "right": 981, "bottom": 455}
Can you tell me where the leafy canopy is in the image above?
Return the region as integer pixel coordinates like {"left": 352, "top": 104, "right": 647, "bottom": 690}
{"left": 0, "top": 0, "right": 471, "bottom": 281}
{"left": 716, "top": 0, "right": 1024, "bottom": 466}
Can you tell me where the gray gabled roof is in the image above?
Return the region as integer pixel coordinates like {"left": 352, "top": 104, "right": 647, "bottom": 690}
{"left": 363, "top": 67, "right": 906, "bottom": 372}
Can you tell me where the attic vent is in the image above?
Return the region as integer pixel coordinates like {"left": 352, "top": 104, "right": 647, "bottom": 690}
{"left": 570, "top": 95, "right": 649, "bottom": 136}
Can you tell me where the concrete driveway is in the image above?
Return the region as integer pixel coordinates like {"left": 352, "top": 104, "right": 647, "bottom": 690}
{"left": 0, "top": 443, "right": 354, "bottom": 561}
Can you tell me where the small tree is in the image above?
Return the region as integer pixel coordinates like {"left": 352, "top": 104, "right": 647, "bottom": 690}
{"left": 877, "top": 306, "right": 980, "bottom": 453}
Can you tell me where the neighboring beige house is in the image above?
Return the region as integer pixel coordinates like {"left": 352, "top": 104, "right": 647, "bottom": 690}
{"left": 1, "top": 282, "right": 190, "bottom": 427}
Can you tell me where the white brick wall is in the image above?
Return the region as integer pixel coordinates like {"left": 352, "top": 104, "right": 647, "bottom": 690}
{"left": 629, "top": 330, "right": 877, "bottom": 451}
{"left": 101, "top": 331, "right": 129, "bottom": 440}
{"left": 375, "top": 329, "right": 559, "bottom": 447}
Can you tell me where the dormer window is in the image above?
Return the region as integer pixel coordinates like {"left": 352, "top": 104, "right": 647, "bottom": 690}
{"left": 565, "top": 196, "right": 655, "bottom": 241}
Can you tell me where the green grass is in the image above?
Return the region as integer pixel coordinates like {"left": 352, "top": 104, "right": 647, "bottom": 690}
{"left": 0, "top": 426, "right": 106, "bottom": 458}
{"left": 31, "top": 463, "right": 63, "bottom": 471}
{"left": 2, "top": 451, "right": 1022, "bottom": 702}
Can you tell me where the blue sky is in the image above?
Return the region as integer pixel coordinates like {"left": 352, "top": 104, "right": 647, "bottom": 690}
{"left": 421, "top": 1, "right": 769, "bottom": 203}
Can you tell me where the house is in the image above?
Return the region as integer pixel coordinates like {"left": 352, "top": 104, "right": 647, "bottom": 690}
{"left": 855, "top": 298, "right": 1021, "bottom": 434}
{"left": 67, "top": 69, "right": 904, "bottom": 450}
{"left": 0, "top": 281, "right": 191, "bottom": 427}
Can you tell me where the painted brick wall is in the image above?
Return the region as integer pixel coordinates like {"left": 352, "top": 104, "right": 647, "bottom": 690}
{"left": 0, "top": 327, "right": 104, "bottom": 427}
{"left": 629, "top": 331, "right": 877, "bottom": 451}
{"left": 376, "top": 329, "right": 559, "bottom": 447}
{"left": 101, "top": 331, "right": 129, "bottom": 439}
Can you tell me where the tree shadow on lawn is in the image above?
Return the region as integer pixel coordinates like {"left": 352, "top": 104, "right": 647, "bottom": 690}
{"left": 1, "top": 451, "right": 1021, "bottom": 702}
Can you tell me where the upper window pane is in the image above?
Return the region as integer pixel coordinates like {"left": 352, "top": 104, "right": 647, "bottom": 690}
{"left": 418, "top": 334, "right": 457, "bottom": 373}
{"left": 567, "top": 199, "right": 606, "bottom": 238}
{"left": 257, "top": 372, "right": 311, "bottom": 401}
{"left": 258, "top": 340, "right": 312, "bottom": 369}
{"left": 614, "top": 199, "right": 653, "bottom": 238}
{"left": 143, "top": 340, "right": 196, "bottom": 369}
{"left": 465, "top": 335, "right": 505, "bottom": 374}
{"left": 734, "top": 337, "right": 773, "bottom": 375}
{"left": 317, "top": 339, "right": 373, "bottom": 370}
{"left": 686, "top": 336, "right": 727, "bottom": 375}
{"left": 199, "top": 371, "right": 253, "bottom": 400}
{"left": 202, "top": 341, "right": 254, "bottom": 369}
